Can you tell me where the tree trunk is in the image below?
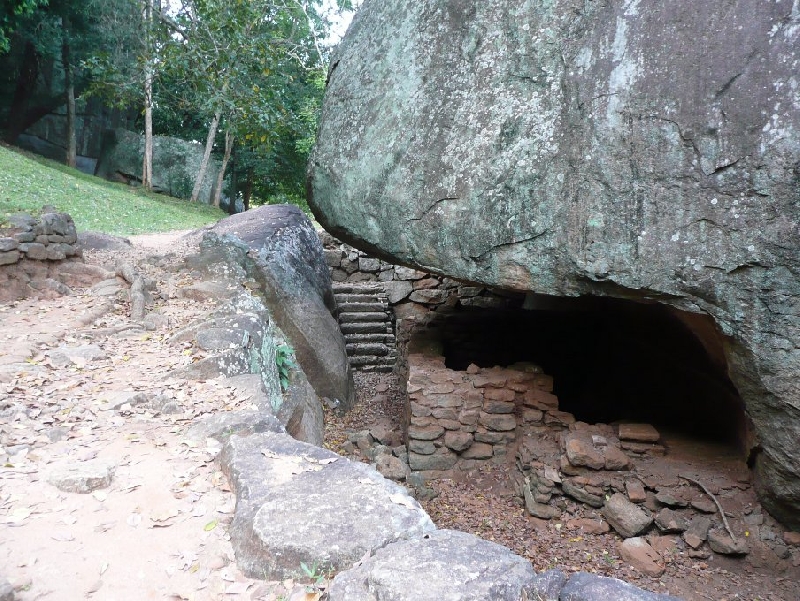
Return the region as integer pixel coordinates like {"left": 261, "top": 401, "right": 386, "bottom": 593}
{"left": 213, "top": 129, "right": 234, "bottom": 209}
{"left": 243, "top": 168, "right": 254, "bottom": 211}
{"left": 61, "top": 15, "right": 76, "bottom": 168}
{"left": 229, "top": 142, "right": 238, "bottom": 213}
{"left": 142, "top": 0, "right": 154, "bottom": 191}
{"left": 191, "top": 110, "right": 220, "bottom": 203}
{"left": 3, "top": 41, "right": 39, "bottom": 143}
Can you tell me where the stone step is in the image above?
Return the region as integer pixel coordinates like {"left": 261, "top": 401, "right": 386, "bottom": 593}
{"left": 336, "top": 302, "right": 390, "bottom": 313}
{"left": 341, "top": 322, "right": 393, "bottom": 335}
{"left": 338, "top": 311, "right": 391, "bottom": 323}
{"left": 346, "top": 343, "right": 393, "bottom": 357}
{"left": 333, "top": 282, "right": 386, "bottom": 295}
{"left": 342, "top": 333, "right": 397, "bottom": 344}
{"left": 350, "top": 355, "right": 397, "bottom": 367}
{"left": 333, "top": 293, "right": 388, "bottom": 305}
{"left": 358, "top": 364, "right": 395, "bottom": 373}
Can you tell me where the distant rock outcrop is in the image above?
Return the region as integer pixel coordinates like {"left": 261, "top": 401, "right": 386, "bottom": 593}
{"left": 309, "top": 0, "right": 800, "bottom": 527}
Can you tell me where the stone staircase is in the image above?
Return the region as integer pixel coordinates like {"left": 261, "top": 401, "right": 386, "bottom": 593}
{"left": 333, "top": 282, "right": 397, "bottom": 372}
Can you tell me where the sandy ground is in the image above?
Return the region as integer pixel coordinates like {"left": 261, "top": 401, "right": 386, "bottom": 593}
{"left": 0, "top": 232, "right": 315, "bottom": 601}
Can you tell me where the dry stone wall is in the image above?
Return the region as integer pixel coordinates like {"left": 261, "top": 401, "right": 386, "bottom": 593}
{"left": 0, "top": 211, "right": 80, "bottom": 264}
{"left": 0, "top": 210, "right": 106, "bottom": 303}
{"left": 405, "top": 354, "right": 565, "bottom": 478}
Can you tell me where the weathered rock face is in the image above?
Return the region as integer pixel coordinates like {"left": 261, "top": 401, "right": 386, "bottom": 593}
{"left": 328, "top": 529, "right": 537, "bottom": 601}
{"left": 206, "top": 205, "right": 354, "bottom": 410}
{"left": 309, "top": 0, "right": 800, "bottom": 526}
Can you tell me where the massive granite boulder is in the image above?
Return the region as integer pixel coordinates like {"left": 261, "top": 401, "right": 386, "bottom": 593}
{"left": 309, "top": 1, "right": 800, "bottom": 526}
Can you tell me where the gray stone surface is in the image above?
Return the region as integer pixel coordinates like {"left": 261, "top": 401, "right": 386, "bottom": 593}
{"left": 186, "top": 409, "right": 284, "bottom": 442}
{"left": 559, "top": 572, "right": 682, "bottom": 601}
{"left": 77, "top": 231, "right": 132, "bottom": 251}
{"left": 47, "top": 461, "right": 114, "bottom": 493}
{"left": 309, "top": 0, "right": 800, "bottom": 528}
{"left": 0, "top": 576, "right": 13, "bottom": 601}
{"left": 528, "top": 569, "right": 568, "bottom": 601}
{"left": 206, "top": 206, "right": 354, "bottom": 410}
{"left": 603, "top": 493, "right": 653, "bottom": 538}
{"left": 219, "top": 432, "right": 434, "bottom": 580}
{"left": 328, "top": 529, "right": 536, "bottom": 601}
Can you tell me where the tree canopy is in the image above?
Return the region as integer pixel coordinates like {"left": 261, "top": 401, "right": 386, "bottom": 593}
{"left": 0, "top": 0, "right": 357, "bottom": 212}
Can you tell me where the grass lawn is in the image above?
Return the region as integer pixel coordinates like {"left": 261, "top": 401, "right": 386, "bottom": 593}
{"left": 0, "top": 144, "right": 226, "bottom": 236}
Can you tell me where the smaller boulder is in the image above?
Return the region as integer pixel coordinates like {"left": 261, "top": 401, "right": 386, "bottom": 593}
{"left": 619, "top": 537, "right": 665, "bottom": 577}
{"left": 602, "top": 493, "right": 654, "bottom": 538}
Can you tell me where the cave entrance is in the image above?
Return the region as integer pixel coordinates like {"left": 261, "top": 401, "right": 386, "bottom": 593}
{"left": 436, "top": 294, "right": 746, "bottom": 450}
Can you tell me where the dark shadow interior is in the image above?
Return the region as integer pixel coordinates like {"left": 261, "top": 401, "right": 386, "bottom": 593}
{"left": 437, "top": 295, "right": 746, "bottom": 448}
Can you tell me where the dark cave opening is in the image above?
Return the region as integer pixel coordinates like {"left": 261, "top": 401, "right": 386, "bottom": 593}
{"left": 437, "top": 295, "right": 746, "bottom": 449}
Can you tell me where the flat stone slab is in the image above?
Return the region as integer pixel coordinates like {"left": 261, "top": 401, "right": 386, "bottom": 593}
{"left": 186, "top": 409, "right": 284, "bottom": 443}
{"left": 47, "top": 461, "right": 114, "bottom": 493}
{"left": 219, "top": 432, "right": 435, "bottom": 580}
{"left": 618, "top": 423, "right": 661, "bottom": 443}
{"left": 328, "top": 529, "right": 536, "bottom": 601}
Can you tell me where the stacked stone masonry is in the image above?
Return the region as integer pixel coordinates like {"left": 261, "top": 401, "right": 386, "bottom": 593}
{"left": 406, "top": 355, "right": 564, "bottom": 477}
{"left": 320, "top": 230, "right": 523, "bottom": 372}
{"left": 0, "top": 211, "right": 81, "bottom": 264}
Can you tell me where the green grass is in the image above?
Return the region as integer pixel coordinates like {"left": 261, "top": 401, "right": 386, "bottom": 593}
{"left": 0, "top": 144, "right": 227, "bottom": 235}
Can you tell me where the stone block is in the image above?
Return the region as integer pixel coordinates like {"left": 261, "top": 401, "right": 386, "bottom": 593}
{"left": 408, "top": 424, "right": 445, "bottom": 441}
{"left": 619, "top": 537, "right": 665, "bottom": 577}
{"left": 618, "top": 423, "right": 661, "bottom": 442}
{"left": 409, "top": 440, "right": 436, "bottom": 455}
{"left": 523, "top": 408, "right": 544, "bottom": 423}
{"left": 483, "top": 400, "right": 515, "bottom": 414}
{"left": 603, "top": 446, "right": 633, "bottom": 470}
{"left": 384, "top": 280, "right": 413, "bottom": 303}
{"left": 434, "top": 394, "right": 462, "bottom": 408}
{"left": 484, "top": 387, "right": 515, "bottom": 403}
{"left": 409, "top": 289, "right": 448, "bottom": 304}
{"left": 444, "top": 431, "right": 474, "bottom": 452}
{"left": 534, "top": 374, "right": 554, "bottom": 392}
{"left": 544, "top": 410, "right": 575, "bottom": 427}
{"left": 439, "top": 419, "right": 462, "bottom": 431}
{"left": 523, "top": 388, "right": 559, "bottom": 410}
{"left": 358, "top": 257, "right": 381, "bottom": 272}
{"left": 410, "top": 402, "right": 432, "bottom": 417}
{"left": 474, "top": 430, "right": 506, "bottom": 444}
{"left": 412, "top": 277, "right": 440, "bottom": 289}
{"left": 478, "top": 412, "right": 516, "bottom": 432}
{"left": 626, "top": 479, "right": 647, "bottom": 504}
{"left": 395, "top": 266, "right": 426, "bottom": 280}
{"left": 461, "top": 442, "right": 493, "bottom": 459}
{"left": 565, "top": 436, "right": 606, "bottom": 470}
{"left": 602, "top": 493, "right": 654, "bottom": 538}
{"left": 459, "top": 409, "right": 480, "bottom": 426}
{"left": 431, "top": 408, "right": 457, "bottom": 420}
{"left": 408, "top": 450, "right": 457, "bottom": 471}
{"left": 0, "top": 251, "right": 20, "bottom": 265}
{"left": 0, "top": 237, "right": 18, "bottom": 252}
{"left": 18, "top": 242, "right": 47, "bottom": 260}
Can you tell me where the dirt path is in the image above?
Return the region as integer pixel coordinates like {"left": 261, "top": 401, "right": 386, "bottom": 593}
{"left": 0, "top": 233, "right": 299, "bottom": 600}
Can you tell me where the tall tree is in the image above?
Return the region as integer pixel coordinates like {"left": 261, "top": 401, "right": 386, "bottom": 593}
{"left": 162, "top": 0, "right": 338, "bottom": 205}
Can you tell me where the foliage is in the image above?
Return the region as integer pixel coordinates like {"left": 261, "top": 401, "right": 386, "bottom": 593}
{"left": 0, "top": 144, "right": 224, "bottom": 234}
{"left": 275, "top": 343, "right": 296, "bottom": 392}
{"left": 0, "top": 0, "right": 47, "bottom": 54}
